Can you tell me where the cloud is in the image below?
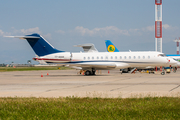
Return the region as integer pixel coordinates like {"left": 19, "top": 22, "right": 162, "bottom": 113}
{"left": 142, "top": 24, "right": 178, "bottom": 31}
{"left": 43, "top": 33, "right": 52, "bottom": 40}
{"left": 163, "top": 24, "right": 170, "bottom": 29}
{"left": 9, "top": 27, "right": 42, "bottom": 35}
{"left": 19, "top": 27, "right": 51, "bottom": 39}
{"left": 140, "top": 24, "right": 179, "bottom": 33}
{"left": 56, "top": 30, "right": 65, "bottom": 34}
{"left": 57, "top": 26, "right": 154, "bottom": 37}
{"left": 60, "top": 25, "right": 172, "bottom": 37}
{"left": 128, "top": 28, "right": 142, "bottom": 36}
{"left": 73, "top": 26, "right": 129, "bottom": 37}
{"left": 146, "top": 25, "right": 154, "bottom": 31}
{"left": 0, "top": 27, "right": 51, "bottom": 41}
{"left": 20, "top": 27, "right": 41, "bottom": 34}
{"left": 141, "top": 25, "right": 154, "bottom": 32}
{"left": 0, "top": 29, "right": 4, "bottom": 36}
{"left": 0, "top": 29, "right": 12, "bottom": 36}
{"left": 162, "top": 24, "right": 178, "bottom": 30}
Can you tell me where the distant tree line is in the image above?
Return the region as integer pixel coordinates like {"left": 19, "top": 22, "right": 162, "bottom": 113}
{"left": 0, "top": 63, "right": 34, "bottom": 67}
{"left": 0, "top": 64, "right": 6, "bottom": 67}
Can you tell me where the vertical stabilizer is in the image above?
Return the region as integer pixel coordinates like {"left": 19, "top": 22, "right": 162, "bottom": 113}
{"left": 105, "top": 40, "right": 119, "bottom": 52}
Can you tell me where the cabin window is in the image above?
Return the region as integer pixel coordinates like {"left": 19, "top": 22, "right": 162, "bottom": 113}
{"left": 148, "top": 56, "right": 150, "bottom": 59}
{"left": 88, "top": 57, "right": 90, "bottom": 60}
{"left": 106, "top": 56, "right": 108, "bottom": 59}
{"left": 97, "top": 56, "right": 99, "bottom": 59}
{"left": 124, "top": 56, "right": 126, "bottom": 59}
{"left": 115, "top": 56, "right": 117, "bottom": 59}
{"left": 138, "top": 56, "right": 140, "bottom": 59}
{"left": 101, "top": 56, "right": 103, "bottom": 59}
{"left": 129, "top": 56, "right": 131, "bottom": 59}
{"left": 143, "top": 56, "right": 145, "bottom": 59}
{"left": 111, "top": 56, "right": 113, "bottom": 59}
{"left": 134, "top": 56, "right": 136, "bottom": 59}
{"left": 120, "top": 56, "right": 122, "bottom": 59}
{"left": 84, "top": 57, "right": 86, "bottom": 60}
{"left": 92, "top": 57, "right": 94, "bottom": 59}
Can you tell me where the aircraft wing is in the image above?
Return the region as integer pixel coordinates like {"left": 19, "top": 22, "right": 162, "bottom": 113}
{"left": 166, "top": 54, "right": 180, "bottom": 60}
{"left": 63, "top": 62, "right": 130, "bottom": 70}
{"left": 68, "top": 62, "right": 115, "bottom": 68}
{"left": 74, "top": 43, "right": 98, "bottom": 52}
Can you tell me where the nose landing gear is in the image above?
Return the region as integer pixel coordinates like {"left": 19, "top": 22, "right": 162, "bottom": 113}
{"left": 161, "top": 72, "right": 165, "bottom": 75}
{"left": 161, "top": 67, "right": 165, "bottom": 75}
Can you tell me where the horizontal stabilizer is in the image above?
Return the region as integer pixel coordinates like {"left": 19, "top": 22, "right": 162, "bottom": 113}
{"left": 4, "top": 36, "right": 40, "bottom": 39}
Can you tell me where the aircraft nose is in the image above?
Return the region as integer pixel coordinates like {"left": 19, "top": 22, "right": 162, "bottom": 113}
{"left": 169, "top": 58, "right": 179, "bottom": 66}
{"left": 176, "top": 61, "right": 180, "bottom": 67}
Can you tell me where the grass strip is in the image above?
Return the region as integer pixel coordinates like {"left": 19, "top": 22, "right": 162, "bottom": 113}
{"left": 0, "top": 97, "right": 180, "bottom": 119}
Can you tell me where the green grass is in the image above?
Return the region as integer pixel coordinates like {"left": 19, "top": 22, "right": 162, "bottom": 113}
{"left": 0, "top": 66, "right": 71, "bottom": 72}
{"left": 0, "top": 97, "right": 180, "bottom": 119}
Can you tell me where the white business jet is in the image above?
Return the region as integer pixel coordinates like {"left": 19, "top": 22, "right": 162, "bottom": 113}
{"left": 6, "top": 33, "right": 178, "bottom": 75}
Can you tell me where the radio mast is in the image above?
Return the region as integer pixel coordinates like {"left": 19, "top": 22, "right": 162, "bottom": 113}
{"left": 155, "top": 0, "right": 162, "bottom": 52}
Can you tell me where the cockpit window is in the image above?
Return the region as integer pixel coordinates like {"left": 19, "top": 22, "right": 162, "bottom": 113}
{"left": 158, "top": 54, "right": 167, "bottom": 57}
{"left": 173, "top": 58, "right": 179, "bottom": 61}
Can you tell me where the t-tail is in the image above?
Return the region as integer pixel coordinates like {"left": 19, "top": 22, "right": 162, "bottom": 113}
{"left": 105, "top": 40, "right": 119, "bottom": 52}
{"left": 6, "top": 33, "right": 64, "bottom": 56}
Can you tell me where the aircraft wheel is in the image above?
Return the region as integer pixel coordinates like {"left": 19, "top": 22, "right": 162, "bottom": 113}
{"left": 85, "top": 70, "right": 91, "bottom": 76}
{"left": 161, "top": 72, "right": 165, "bottom": 75}
{"left": 173, "top": 67, "right": 176, "bottom": 73}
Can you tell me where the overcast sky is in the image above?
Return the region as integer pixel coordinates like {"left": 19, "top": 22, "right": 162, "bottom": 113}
{"left": 0, "top": 0, "right": 180, "bottom": 64}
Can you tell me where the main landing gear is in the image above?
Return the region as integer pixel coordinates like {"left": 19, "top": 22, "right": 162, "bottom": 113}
{"left": 84, "top": 69, "right": 96, "bottom": 76}
{"left": 173, "top": 67, "right": 177, "bottom": 73}
{"left": 160, "top": 67, "right": 177, "bottom": 75}
{"left": 161, "top": 67, "right": 165, "bottom": 75}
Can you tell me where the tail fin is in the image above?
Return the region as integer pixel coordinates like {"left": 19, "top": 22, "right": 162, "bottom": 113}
{"left": 105, "top": 40, "right": 119, "bottom": 52}
{"left": 7, "top": 33, "right": 64, "bottom": 56}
